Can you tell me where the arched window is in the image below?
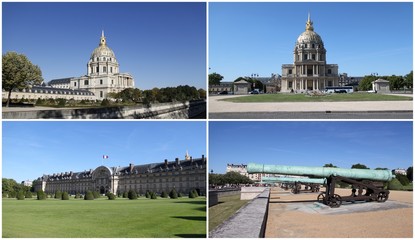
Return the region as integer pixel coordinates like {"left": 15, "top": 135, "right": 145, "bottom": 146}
{"left": 103, "top": 66, "right": 106, "bottom": 73}
{"left": 96, "top": 67, "right": 99, "bottom": 73}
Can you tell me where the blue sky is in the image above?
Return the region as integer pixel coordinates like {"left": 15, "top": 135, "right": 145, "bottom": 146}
{"left": 209, "top": 121, "right": 413, "bottom": 174}
{"left": 3, "top": 2, "right": 206, "bottom": 90}
{"left": 209, "top": 2, "right": 413, "bottom": 82}
{"left": 3, "top": 121, "right": 206, "bottom": 183}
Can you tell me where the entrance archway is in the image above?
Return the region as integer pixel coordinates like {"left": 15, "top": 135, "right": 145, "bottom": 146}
{"left": 100, "top": 186, "right": 105, "bottom": 194}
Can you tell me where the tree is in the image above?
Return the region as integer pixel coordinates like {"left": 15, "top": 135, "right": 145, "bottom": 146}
{"left": 395, "top": 174, "right": 410, "bottom": 186}
{"left": 387, "top": 75, "right": 404, "bottom": 90}
{"left": 406, "top": 167, "right": 413, "bottom": 182}
{"left": 145, "top": 191, "right": 151, "bottom": 198}
{"left": 351, "top": 163, "right": 369, "bottom": 169}
{"left": 92, "top": 191, "right": 100, "bottom": 199}
{"left": 2, "top": 52, "right": 43, "bottom": 107}
{"left": 107, "top": 193, "right": 116, "bottom": 200}
{"left": 54, "top": 190, "right": 62, "bottom": 199}
{"left": 161, "top": 191, "right": 168, "bottom": 198}
{"left": 117, "top": 88, "right": 142, "bottom": 103}
{"left": 84, "top": 191, "right": 94, "bottom": 200}
{"left": 61, "top": 192, "right": 69, "bottom": 200}
{"left": 358, "top": 75, "right": 377, "bottom": 91}
{"left": 198, "top": 88, "right": 206, "bottom": 99}
{"left": 388, "top": 178, "right": 403, "bottom": 190}
{"left": 16, "top": 191, "right": 25, "bottom": 200}
{"left": 25, "top": 191, "right": 32, "bottom": 199}
{"left": 169, "top": 188, "right": 178, "bottom": 199}
{"left": 37, "top": 190, "right": 46, "bottom": 200}
{"left": 128, "top": 190, "right": 137, "bottom": 200}
{"left": 404, "top": 71, "right": 413, "bottom": 89}
{"left": 323, "top": 163, "right": 338, "bottom": 168}
{"left": 189, "top": 191, "right": 196, "bottom": 198}
{"left": 123, "top": 191, "right": 128, "bottom": 198}
{"left": 209, "top": 72, "right": 224, "bottom": 85}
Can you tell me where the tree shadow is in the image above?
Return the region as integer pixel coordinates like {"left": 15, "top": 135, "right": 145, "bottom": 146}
{"left": 172, "top": 216, "right": 206, "bottom": 221}
{"left": 174, "top": 234, "right": 206, "bottom": 238}
{"left": 174, "top": 200, "right": 206, "bottom": 205}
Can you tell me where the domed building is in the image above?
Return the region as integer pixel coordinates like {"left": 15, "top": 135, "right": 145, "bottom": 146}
{"left": 281, "top": 14, "right": 339, "bottom": 92}
{"left": 49, "top": 31, "right": 134, "bottom": 99}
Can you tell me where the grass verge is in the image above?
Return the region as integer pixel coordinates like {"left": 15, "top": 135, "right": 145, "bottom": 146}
{"left": 2, "top": 197, "right": 206, "bottom": 238}
{"left": 208, "top": 194, "right": 249, "bottom": 232}
{"left": 221, "top": 93, "right": 413, "bottom": 103}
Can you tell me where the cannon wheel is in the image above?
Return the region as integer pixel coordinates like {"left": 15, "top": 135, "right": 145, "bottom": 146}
{"left": 377, "top": 191, "right": 389, "bottom": 202}
{"left": 328, "top": 194, "right": 342, "bottom": 208}
{"left": 317, "top": 193, "right": 326, "bottom": 203}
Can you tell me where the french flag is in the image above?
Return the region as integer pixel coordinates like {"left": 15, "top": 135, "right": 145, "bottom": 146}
{"left": 103, "top": 155, "right": 109, "bottom": 159}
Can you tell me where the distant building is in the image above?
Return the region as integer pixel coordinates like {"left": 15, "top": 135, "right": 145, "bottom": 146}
{"left": 34, "top": 154, "right": 206, "bottom": 196}
{"left": 281, "top": 14, "right": 339, "bottom": 92}
{"left": 209, "top": 82, "right": 233, "bottom": 94}
{"left": 21, "top": 180, "right": 33, "bottom": 187}
{"left": 392, "top": 168, "right": 407, "bottom": 175}
{"left": 233, "top": 80, "right": 251, "bottom": 95}
{"left": 339, "top": 73, "right": 364, "bottom": 87}
{"left": 372, "top": 79, "right": 391, "bottom": 93}
{"left": 226, "top": 163, "right": 283, "bottom": 182}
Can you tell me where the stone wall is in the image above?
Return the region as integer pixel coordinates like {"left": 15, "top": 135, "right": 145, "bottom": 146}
{"left": 209, "top": 189, "right": 240, "bottom": 207}
{"left": 3, "top": 100, "right": 206, "bottom": 119}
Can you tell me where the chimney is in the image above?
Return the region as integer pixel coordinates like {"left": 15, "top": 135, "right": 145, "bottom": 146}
{"left": 202, "top": 155, "right": 205, "bottom": 161}
{"left": 175, "top": 158, "right": 179, "bottom": 166}
{"left": 164, "top": 159, "right": 168, "bottom": 167}
{"left": 129, "top": 163, "right": 134, "bottom": 173}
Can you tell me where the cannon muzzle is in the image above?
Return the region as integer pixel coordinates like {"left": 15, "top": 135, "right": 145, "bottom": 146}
{"left": 248, "top": 163, "right": 393, "bottom": 181}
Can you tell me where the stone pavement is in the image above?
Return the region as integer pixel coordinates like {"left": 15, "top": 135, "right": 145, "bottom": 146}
{"left": 209, "top": 95, "right": 413, "bottom": 113}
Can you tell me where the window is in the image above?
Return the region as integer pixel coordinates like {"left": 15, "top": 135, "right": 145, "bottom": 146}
{"left": 288, "top": 69, "right": 292, "bottom": 74}
{"left": 110, "top": 67, "right": 113, "bottom": 73}
{"left": 85, "top": 80, "right": 89, "bottom": 85}
{"left": 312, "top": 54, "right": 316, "bottom": 60}
{"left": 74, "top": 82, "right": 77, "bottom": 87}
{"left": 328, "top": 69, "right": 332, "bottom": 74}
{"left": 312, "top": 44, "right": 315, "bottom": 48}
{"left": 100, "top": 91, "right": 103, "bottom": 98}
{"left": 111, "top": 80, "right": 114, "bottom": 84}
{"left": 100, "top": 79, "right": 103, "bottom": 85}
{"left": 288, "top": 81, "right": 293, "bottom": 88}
{"left": 304, "top": 54, "right": 308, "bottom": 59}
{"left": 103, "top": 67, "right": 106, "bottom": 73}
{"left": 96, "top": 58, "right": 99, "bottom": 61}
{"left": 96, "top": 67, "right": 99, "bottom": 73}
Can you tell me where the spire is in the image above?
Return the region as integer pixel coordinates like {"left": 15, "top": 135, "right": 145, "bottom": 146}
{"left": 99, "top": 30, "right": 106, "bottom": 46}
{"left": 185, "top": 150, "right": 190, "bottom": 160}
{"left": 305, "top": 13, "right": 314, "bottom": 31}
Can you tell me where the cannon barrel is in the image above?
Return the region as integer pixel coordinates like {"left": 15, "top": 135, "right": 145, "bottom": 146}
{"left": 248, "top": 163, "right": 393, "bottom": 181}
{"left": 262, "top": 177, "right": 326, "bottom": 185}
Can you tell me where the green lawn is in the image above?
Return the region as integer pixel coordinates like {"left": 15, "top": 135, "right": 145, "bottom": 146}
{"left": 2, "top": 197, "right": 206, "bottom": 238}
{"left": 208, "top": 194, "right": 249, "bottom": 232}
{"left": 221, "top": 93, "right": 413, "bottom": 103}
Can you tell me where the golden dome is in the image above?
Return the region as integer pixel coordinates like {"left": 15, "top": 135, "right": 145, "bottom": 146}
{"left": 296, "top": 14, "right": 324, "bottom": 46}
{"left": 90, "top": 31, "right": 116, "bottom": 60}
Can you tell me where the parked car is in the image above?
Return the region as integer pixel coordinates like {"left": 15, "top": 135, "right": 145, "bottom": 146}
{"left": 218, "top": 91, "right": 228, "bottom": 95}
{"left": 250, "top": 90, "right": 259, "bottom": 94}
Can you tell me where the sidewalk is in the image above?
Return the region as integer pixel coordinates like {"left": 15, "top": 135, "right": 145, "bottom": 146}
{"left": 209, "top": 95, "right": 413, "bottom": 113}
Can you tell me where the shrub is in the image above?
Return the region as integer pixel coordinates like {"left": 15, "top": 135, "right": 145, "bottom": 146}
{"left": 35, "top": 98, "right": 44, "bottom": 105}
{"left": 388, "top": 178, "right": 404, "bottom": 190}
{"left": 150, "top": 192, "right": 157, "bottom": 199}
{"left": 396, "top": 174, "right": 410, "bottom": 186}
{"left": 75, "top": 193, "right": 81, "bottom": 199}
{"left": 145, "top": 191, "right": 151, "bottom": 198}
{"left": 189, "top": 191, "right": 195, "bottom": 199}
{"left": 57, "top": 98, "right": 66, "bottom": 107}
{"left": 192, "top": 189, "right": 199, "bottom": 197}
{"left": 84, "top": 191, "right": 94, "bottom": 200}
{"left": 123, "top": 192, "right": 128, "bottom": 198}
{"left": 37, "top": 190, "right": 46, "bottom": 200}
{"left": 169, "top": 189, "right": 178, "bottom": 199}
{"left": 107, "top": 193, "right": 116, "bottom": 200}
{"left": 117, "top": 192, "right": 122, "bottom": 197}
{"left": 178, "top": 192, "right": 183, "bottom": 198}
{"left": 101, "top": 98, "right": 111, "bottom": 106}
{"left": 25, "top": 191, "right": 33, "bottom": 199}
{"left": 61, "top": 192, "right": 69, "bottom": 200}
{"left": 93, "top": 191, "right": 101, "bottom": 199}
{"left": 161, "top": 191, "right": 168, "bottom": 198}
{"left": 16, "top": 191, "right": 25, "bottom": 200}
{"left": 128, "top": 190, "right": 137, "bottom": 200}
{"left": 55, "top": 190, "right": 62, "bottom": 199}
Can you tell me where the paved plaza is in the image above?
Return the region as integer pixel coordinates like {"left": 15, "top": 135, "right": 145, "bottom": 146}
{"left": 209, "top": 95, "right": 413, "bottom": 119}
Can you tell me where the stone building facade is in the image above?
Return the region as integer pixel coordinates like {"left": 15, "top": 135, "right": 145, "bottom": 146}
{"left": 281, "top": 14, "right": 339, "bottom": 92}
{"left": 226, "top": 163, "right": 280, "bottom": 182}
{"left": 49, "top": 31, "right": 134, "bottom": 100}
{"left": 2, "top": 85, "right": 96, "bottom": 101}
{"left": 34, "top": 155, "right": 206, "bottom": 196}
